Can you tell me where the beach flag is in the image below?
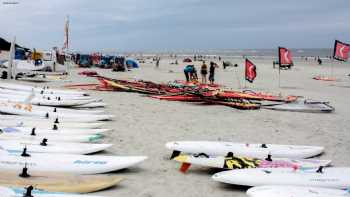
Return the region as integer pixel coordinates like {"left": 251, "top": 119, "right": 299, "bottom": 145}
{"left": 63, "top": 16, "right": 69, "bottom": 50}
{"left": 333, "top": 40, "right": 350, "bottom": 62}
{"left": 278, "top": 47, "right": 293, "bottom": 67}
{"left": 245, "top": 58, "right": 257, "bottom": 83}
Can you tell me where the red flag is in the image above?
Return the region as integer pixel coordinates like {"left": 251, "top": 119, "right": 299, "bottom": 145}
{"left": 245, "top": 58, "right": 257, "bottom": 83}
{"left": 278, "top": 47, "right": 293, "bottom": 66}
{"left": 333, "top": 40, "right": 350, "bottom": 62}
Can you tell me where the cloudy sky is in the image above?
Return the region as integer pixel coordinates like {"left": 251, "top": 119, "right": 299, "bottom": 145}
{"left": 0, "top": 0, "right": 349, "bottom": 52}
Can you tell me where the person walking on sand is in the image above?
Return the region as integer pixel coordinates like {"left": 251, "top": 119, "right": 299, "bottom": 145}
{"left": 200, "top": 61, "right": 208, "bottom": 84}
{"left": 209, "top": 61, "right": 218, "bottom": 85}
{"left": 155, "top": 57, "right": 160, "bottom": 68}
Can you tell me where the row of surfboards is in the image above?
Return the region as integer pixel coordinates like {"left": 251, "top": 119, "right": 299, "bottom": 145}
{"left": 166, "top": 141, "right": 350, "bottom": 197}
{"left": 0, "top": 82, "right": 147, "bottom": 197}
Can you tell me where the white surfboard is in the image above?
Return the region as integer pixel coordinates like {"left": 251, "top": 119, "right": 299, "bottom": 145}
{"left": 247, "top": 185, "right": 350, "bottom": 197}
{"left": 1, "top": 186, "right": 104, "bottom": 197}
{"left": 263, "top": 100, "right": 335, "bottom": 113}
{"left": 0, "top": 102, "right": 114, "bottom": 121}
{"left": 212, "top": 167, "right": 350, "bottom": 189}
{"left": 0, "top": 96, "right": 95, "bottom": 107}
{"left": 0, "top": 140, "right": 112, "bottom": 154}
{"left": 0, "top": 150, "right": 147, "bottom": 174}
{"left": 0, "top": 82, "right": 87, "bottom": 96}
{"left": 0, "top": 101, "right": 105, "bottom": 114}
{"left": 0, "top": 126, "right": 110, "bottom": 135}
{"left": 0, "top": 116, "right": 105, "bottom": 128}
{"left": 0, "top": 89, "right": 93, "bottom": 100}
{"left": 166, "top": 141, "right": 324, "bottom": 159}
{"left": 173, "top": 154, "right": 332, "bottom": 171}
{"left": 0, "top": 133, "right": 102, "bottom": 143}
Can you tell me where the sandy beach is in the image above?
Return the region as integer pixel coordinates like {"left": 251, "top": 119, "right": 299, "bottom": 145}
{"left": 17, "top": 57, "right": 348, "bottom": 197}
{"left": 1, "top": 1, "right": 349, "bottom": 196}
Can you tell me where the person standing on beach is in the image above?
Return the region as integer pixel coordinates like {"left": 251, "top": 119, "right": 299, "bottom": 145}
{"left": 209, "top": 61, "right": 218, "bottom": 84}
{"left": 200, "top": 61, "right": 208, "bottom": 84}
{"left": 155, "top": 57, "right": 160, "bottom": 68}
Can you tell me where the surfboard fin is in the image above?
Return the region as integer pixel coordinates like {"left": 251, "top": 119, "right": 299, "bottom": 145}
{"left": 30, "top": 128, "right": 36, "bottom": 136}
{"left": 40, "top": 138, "right": 48, "bottom": 146}
{"left": 21, "top": 146, "right": 31, "bottom": 157}
{"left": 179, "top": 163, "right": 191, "bottom": 173}
{"left": 19, "top": 163, "right": 30, "bottom": 178}
{"left": 23, "top": 185, "right": 34, "bottom": 197}
{"left": 265, "top": 154, "right": 273, "bottom": 161}
{"left": 170, "top": 150, "right": 181, "bottom": 160}
{"left": 316, "top": 166, "right": 324, "bottom": 173}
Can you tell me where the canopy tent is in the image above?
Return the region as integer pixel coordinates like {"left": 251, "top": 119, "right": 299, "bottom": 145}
{"left": 0, "top": 37, "right": 30, "bottom": 52}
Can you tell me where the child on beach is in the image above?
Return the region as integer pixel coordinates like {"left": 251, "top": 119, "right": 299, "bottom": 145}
{"left": 200, "top": 61, "right": 208, "bottom": 84}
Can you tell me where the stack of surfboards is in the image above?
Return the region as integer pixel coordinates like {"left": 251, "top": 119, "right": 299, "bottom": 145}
{"left": 0, "top": 82, "right": 106, "bottom": 108}
{"left": 0, "top": 82, "right": 147, "bottom": 195}
{"left": 166, "top": 141, "right": 350, "bottom": 196}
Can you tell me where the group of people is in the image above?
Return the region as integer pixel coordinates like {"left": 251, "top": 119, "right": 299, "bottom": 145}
{"left": 184, "top": 61, "right": 218, "bottom": 84}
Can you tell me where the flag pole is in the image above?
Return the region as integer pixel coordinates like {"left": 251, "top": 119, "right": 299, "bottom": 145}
{"left": 277, "top": 47, "right": 281, "bottom": 88}
{"left": 330, "top": 46, "right": 334, "bottom": 79}
{"left": 243, "top": 57, "right": 247, "bottom": 89}
{"left": 243, "top": 58, "right": 247, "bottom": 89}
{"left": 278, "top": 66, "right": 281, "bottom": 88}
{"left": 234, "top": 66, "right": 242, "bottom": 89}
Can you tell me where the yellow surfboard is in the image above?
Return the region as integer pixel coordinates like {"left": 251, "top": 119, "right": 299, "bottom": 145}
{"left": 0, "top": 171, "right": 123, "bottom": 193}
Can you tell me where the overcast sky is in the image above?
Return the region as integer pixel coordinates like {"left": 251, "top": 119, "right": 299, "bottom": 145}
{"left": 0, "top": 0, "right": 349, "bottom": 52}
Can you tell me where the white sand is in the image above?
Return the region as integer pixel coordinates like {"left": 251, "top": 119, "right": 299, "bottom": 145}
{"left": 5, "top": 57, "right": 350, "bottom": 197}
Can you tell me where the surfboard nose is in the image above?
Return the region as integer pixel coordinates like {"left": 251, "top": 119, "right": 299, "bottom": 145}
{"left": 165, "top": 141, "right": 178, "bottom": 150}
{"left": 212, "top": 172, "right": 223, "bottom": 181}
{"left": 212, "top": 171, "right": 231, "bottom": 183}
